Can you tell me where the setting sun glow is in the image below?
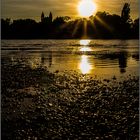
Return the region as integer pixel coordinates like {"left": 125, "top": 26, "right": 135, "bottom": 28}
{"left": 78, "top": 0, "right": 97, "bottom": 17}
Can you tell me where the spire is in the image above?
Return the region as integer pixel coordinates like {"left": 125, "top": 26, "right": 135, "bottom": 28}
{"left": 41, "top": 12, "right": 45, "bottom": 22}
{"left": 49, "top": 12, "right": 53, "bottom": 22}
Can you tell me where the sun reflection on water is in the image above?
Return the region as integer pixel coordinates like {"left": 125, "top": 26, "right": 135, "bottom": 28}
{"left": 80, "top": 47, "right": 91, "bottom": 52}
{"left": 80, "top": 40, "right": 91, "bottom": 46}
{"left": 80, "top": 39, "right": 92, "bottom": 52}
{"left": 79, "top": 55, "right": 92, "bottom": 74}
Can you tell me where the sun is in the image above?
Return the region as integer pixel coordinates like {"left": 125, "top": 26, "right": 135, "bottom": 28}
{"left": 78, "top": 0, "right": 97, "bottom": 17}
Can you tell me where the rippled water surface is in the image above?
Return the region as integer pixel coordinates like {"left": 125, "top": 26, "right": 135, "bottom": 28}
{"left": 1, "top": 39, "right": 139, "bottom": 78}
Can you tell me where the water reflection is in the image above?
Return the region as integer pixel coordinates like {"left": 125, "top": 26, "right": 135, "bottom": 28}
{"left": 79, "top": 55, "right": 92, "bottom": 74}
{"left": 80, "top": 39, "right": 92, "bottom": 52}
{"left": 118, "top": 51, "right": 128, "bottom": 73}
{"left": 41, "top": 51, "right": 52, "bottom": 67}
{"left": 80, "top": 47, "right": 92, "bottom": 52}
{"left": 2, "top": 39, "right": 139, "bottom": 78}
{"left": 80, "top": 40, "right": 91, "bottom": 46}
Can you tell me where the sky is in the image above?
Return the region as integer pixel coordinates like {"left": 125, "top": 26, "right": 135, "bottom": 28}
{"left": 1, "top": 0, "right": 139, "bottom": 21}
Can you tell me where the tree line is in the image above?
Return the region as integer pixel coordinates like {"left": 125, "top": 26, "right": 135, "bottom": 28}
{"left": 1, "top": 3, "right": 139, "bottom": 39}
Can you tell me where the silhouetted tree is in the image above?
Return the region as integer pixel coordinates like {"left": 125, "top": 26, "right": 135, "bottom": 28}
{"left": 52, "top": 17, "right": 67, "bottom": 38}
{"left": 10, "top": 19, "right": 37, "bottom": 38}
{"left": 1, "top": 18, "right": 11, "bottom": 38}
{"left": 1, "top": 3, "right": 139, "bottom": 39}
{"left": 132, "top": 18, "right": 139, "bottom": 38}
{"left": 53, "top": 17, "right": 65, "bottom": 25}
{"left": 121, "top": 3, "right": 131, "bottom": 24}
{"left": 93, "top": 12, "right": 114, "bottom": 38}
{"left": 63, "top": 16, "right": 71, "bottom": 22}
{"left": 120, "top": 3, "right": 132, "bottom": 38}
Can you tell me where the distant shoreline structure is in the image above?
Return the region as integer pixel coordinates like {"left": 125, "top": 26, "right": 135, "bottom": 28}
{"left": 1, "top": 3, "right": 139, "bottom": 39}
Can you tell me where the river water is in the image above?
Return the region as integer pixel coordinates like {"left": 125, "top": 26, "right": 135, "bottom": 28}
{"left": 1, "top": 39, "right": 139, "bottom": 79}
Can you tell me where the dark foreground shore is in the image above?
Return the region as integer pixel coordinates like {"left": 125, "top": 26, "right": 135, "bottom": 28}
{"left": 2, "top": 63, "right": 139, "bottom": 140}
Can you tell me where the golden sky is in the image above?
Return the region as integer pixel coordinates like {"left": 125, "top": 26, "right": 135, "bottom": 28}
{"left": 1, "top": 0, "right": 139, "bottom": 21}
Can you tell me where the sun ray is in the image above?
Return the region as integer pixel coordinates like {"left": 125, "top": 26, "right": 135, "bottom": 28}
{"left": 72, "top": 19, "right": 82, "bottom": 37}
{"left": 88, "top": 19, "right": 99, "bottom": 38}
{"left": 89, "top": 18, "right": 97, "bottom": 32}
{"left": 58, "top": 17, "right": 75, "bottom": 30}
{"left": 82, "top": 19, "right": 88, "bottom": 38}
{"left": 57, "top": 18, "right": 82, "bottom": 38}
{"left": 59, "top": 21, "right": 71, "bottom": 29}
{"left": 95, "top": 16, "right": 113, "bottom": 31}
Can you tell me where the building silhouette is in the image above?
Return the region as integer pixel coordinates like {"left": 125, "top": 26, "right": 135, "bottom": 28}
{"left": 41, "top": 12, "right": 45, "bottom": 22}
{"left": 41, "top": 12, "right": 53, "bottom": 23}
{"left": 49, "top": 12, "right": 53, "bottom": 22}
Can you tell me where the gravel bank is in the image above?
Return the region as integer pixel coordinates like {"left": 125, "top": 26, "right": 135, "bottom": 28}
{"left": 2, "top": 64, "right": 139, "bottom": 140}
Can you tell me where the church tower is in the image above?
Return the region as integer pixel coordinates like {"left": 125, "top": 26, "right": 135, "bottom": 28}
{"left": 49, "top": 12, "right": 53, "bottom": 22}
{"left": 41, "top": 12, "right": 45, "bottom": 22}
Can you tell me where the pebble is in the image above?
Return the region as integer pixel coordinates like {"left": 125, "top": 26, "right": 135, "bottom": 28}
{"left": 1, "top": 63, "right": 138, "bottom": 140}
